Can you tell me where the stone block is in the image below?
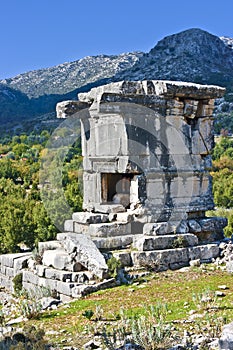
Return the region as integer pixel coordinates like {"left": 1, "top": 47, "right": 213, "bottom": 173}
{"left": 0, "top": 273, "right": 13, "bottom": 291}
{"left": 175, "top": 221, "right": 189, "bottom": 234}
{"left": 93, "top": 235, "right": 134, "bottom": 250}
{"left": 0, "top": 265, "right": 6, "bottom": 274}
{"left": 64, "top": 220, "right": 75, "bottom": 232}
{"left": 45, "top": 268, "right": 72, "bottom": 282}
{"left": 38, "top": 277, "right": 58, "bottom": 290}
{"left": 22, "top": 281, "right": 35, "bottom": 293}
{"left": 57, "top": 232, "right": 78, "bottom": 241}
{"left": 72, "top": 212, "right": 109, "bottom": 224}
{"left": 23, "top": 270, "right": 39, "bottom": 285}
{"left": 188, "top": 244, "right": 219, "bottom": 261}
{"left": 131, "top": 248, "right": 190, "bottom": 271}
{"left": 198, "top": 217, "right": 227, "bottom": 232}
{"left": 188, "top": 219, "right": 202, "bottom": 233}
{"left": 116, "top": 212, "right": 133, "bottom": 223}
{"left": 62, "top": 234, "right": 108, "bottom": 279}
{"left": 0, "top": 253, "right": 30, "bottom": 268}
{"left": 183, "top": 99, "right": 199, "bottom": 118}
{"left": 71, "top": 278, "right": 116, "bottom": 298}
{"left": 132, "top": 233, "right": 198, "bottom": 251}
{"left": 198, "top": 117, "right": 214, "bottom": 152}
{"left": 5, "top": 266, "right": 14, "bottom": 278}
{"left": 42, "top": 249, "right": 71, "bottom": 270}
{"left": 56, "top": 100, "right": 89, "bottom": 118}
{"left": 146, "top": 178, "right": 165, "bottom": 199}
{"left": 112, "top": 252, "right": 132, "bottom": 267}
{"left": 170, "top": 176, "right": 200, "bottom": 199}
{"left": 93, "top": 203, "right": 125, "bottom": 214}
{"left": 71, "top": 271, "right": 91, "bottom": 283}
{"left": 88, "top": 222, "right": 131, "bottom": 238}
{"left": 36, "top": 265, "right": 46, "bottom": 277}
{"left": 143, "top": 222, "right": 175, "bottom": 235}
{"left": 38, "top": 241, "right": 62, "bottom": 255}
{"left": 57, "top": 281, "right": 75, "bottom": 296}
{"left": 73, "top": 222, "right": 89, "bottom": 234}
{"left": 192, "top": 130, "right": 208, "bottom": 155}
{"left": 13, "top": 254, "right": 31, "bottom": 275}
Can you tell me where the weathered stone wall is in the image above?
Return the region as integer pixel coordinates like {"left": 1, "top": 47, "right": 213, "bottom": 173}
{"left": 0, "top": 253, "right": 31, "bottom": 292}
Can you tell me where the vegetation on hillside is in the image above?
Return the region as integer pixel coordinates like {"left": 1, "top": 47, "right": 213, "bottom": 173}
{"left": 0, "top": 130, "right": 82, "bottom": 253}
{"left": 208, "top": 136, "right": 233, "bottom": 237}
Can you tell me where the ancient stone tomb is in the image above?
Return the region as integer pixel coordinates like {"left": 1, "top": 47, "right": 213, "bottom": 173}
{"left": 56, "top": 80, "right": 227, "bottom": 273}
{"left": 57, "top": 80, "right": 227, "bottom": 238}
{"left": 0, "top": 80, "right": 228, "bottom": 299}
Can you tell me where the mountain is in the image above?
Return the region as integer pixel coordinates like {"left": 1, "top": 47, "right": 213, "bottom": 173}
{"left": 1, "top": 28, "right": 233, "bottom": 136}
{"left": 116, "top": 28, "right": 233, "bottom": 86}
{"left": 1, "top": 53, "right": 142, "bottom": 99}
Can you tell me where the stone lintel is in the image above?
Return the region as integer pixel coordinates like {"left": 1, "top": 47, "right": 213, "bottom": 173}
{"left": 56, "top": 80, "right": 225, "bottom": 118}
{"left": 78, "top": 80, "right": 225, "bottom": 104}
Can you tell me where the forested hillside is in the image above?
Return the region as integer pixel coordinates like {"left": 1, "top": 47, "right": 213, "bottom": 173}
{"left": 0, "top": 131, "right": 82, "bottom": 253}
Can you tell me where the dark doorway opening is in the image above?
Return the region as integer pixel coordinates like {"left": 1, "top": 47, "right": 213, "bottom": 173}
{"left": 101, "top": 173, "right": 134, "bottom": 208}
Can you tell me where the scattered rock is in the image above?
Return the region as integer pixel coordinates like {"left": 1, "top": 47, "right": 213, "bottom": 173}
{"left": 219, "top": 321, "right": 233, "bottom": 349}
{"left": 215, "top": 291, "right": 226, "bottom": 297}
{"left": 218, "top": 285, "right": 228, "bottom": 290}
{"left": 116, "top": 343, "right": 144, "bottom": 350}
{"left": 41, "top": 297, "right": 61, "bottom": 310}
{"left": 189, "top": 259, "right": 201, "bottom": 267}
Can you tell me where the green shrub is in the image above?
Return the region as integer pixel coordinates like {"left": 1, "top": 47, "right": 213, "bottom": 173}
{"left": 107, "top": 256, "right": 122, "bottom": 278}
{"left": 12, "top": 273, "right": 23, "bottom": 293}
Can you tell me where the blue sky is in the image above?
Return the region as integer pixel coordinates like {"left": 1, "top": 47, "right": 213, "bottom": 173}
{"left": 1, "top": 0, "right": 233, "bottom": 80}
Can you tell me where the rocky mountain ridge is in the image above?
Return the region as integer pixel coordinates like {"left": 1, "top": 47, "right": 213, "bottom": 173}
{"left": 1, "top": 52, "right": 142, "bottom": 99}
{"left": 1, "top": 28, "right": 233, "bottom": 135}
{"left": 116, "top": 29, "right": 233, "bottom": 85}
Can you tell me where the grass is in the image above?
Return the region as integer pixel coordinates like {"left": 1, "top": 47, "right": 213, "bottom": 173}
{"left": 15, "top": 265, "right": 233, "bottom": 348}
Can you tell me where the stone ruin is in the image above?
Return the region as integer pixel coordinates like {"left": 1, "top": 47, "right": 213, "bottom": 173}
{"left": 0, "top": 80, "right": 228, "bottom": 300}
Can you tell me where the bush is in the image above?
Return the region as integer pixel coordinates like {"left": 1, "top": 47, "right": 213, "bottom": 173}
{"left": 107, "top": 256, "right": 122, "bottom": 278}
{"left": 12, "top": 273, "right": 23, "bottom": 293}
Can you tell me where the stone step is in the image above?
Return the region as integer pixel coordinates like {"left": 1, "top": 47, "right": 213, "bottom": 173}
{"left": 35, "top": 266, "right": 94, "bottom": 283}
{"left": 64, "top": 220, "right": 89, "bottom": 234}
{"left": 64, "top": 220, "right": 143, "bottom": 238}
{"left": 42, "top": 249, "right": 73, "bottom": 271}
{"left": 131, "top": 243, "right": 219, "bottom": 271}
{"left": 89, "top": 222, "right": 132, "bottom": 238}
{"left": 0, "top": 252, "right": 31, "bottom": 269}
{"left": 93, "top": 235, "right": 134, "bottom": 250}
{"left": 72, "top": 212, "right": 109, "bottom": 224}
{"left": 38, "top": 241, "right": 62, "bottom": 254}
{"left": 132, "top": 233, "right": 199, "bottom": 251}
{"left": 23, "top": 272, "right": 116, "bottom": 299}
